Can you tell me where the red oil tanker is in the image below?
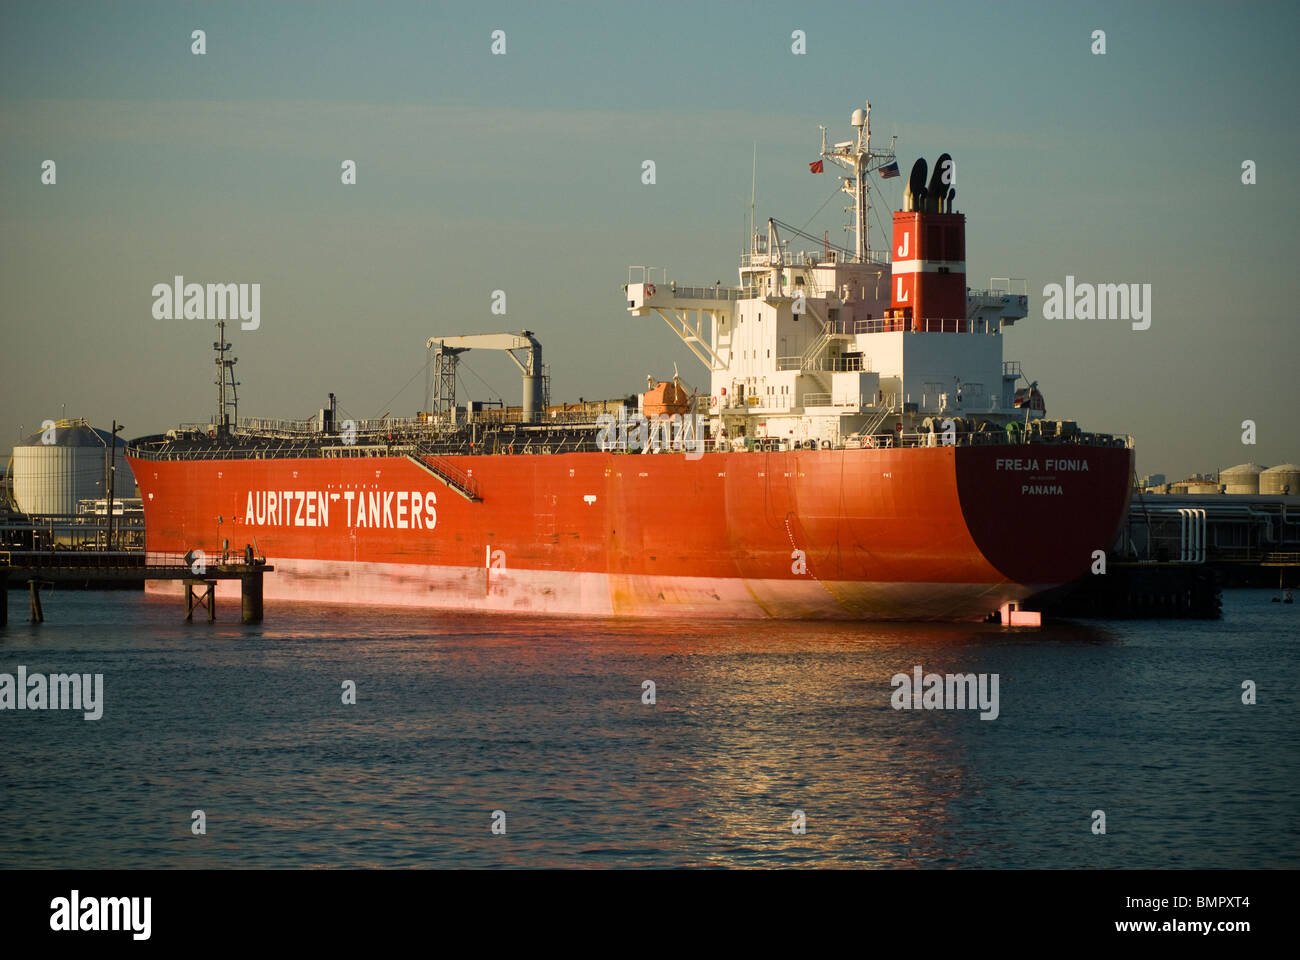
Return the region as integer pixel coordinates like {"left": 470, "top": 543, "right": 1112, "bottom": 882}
{"left": 128, "top": 100, "right": 1134, "bottom": 621}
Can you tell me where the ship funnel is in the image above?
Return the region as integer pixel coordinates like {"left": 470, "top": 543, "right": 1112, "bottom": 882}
{"left": 927, "top": 154, "right": 951, "bottom": 214}
{"left": 903, "top": 158, "right": 927, "bottom": 213}
{"left": 891, "top": 155, "right": 967, "bottom": 329}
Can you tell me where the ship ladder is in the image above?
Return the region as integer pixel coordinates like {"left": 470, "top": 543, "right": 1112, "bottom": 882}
{"left": 857, "top": 407, "right": 893, "bottom": 441}
{"left": 406, "top": 454, "right": 483, "bottom": 502}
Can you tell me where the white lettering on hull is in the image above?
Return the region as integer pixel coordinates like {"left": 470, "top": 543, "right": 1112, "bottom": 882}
{"left": 995, "top": 458, "right": 1090, "bottom": 471}
{"left": 243, "top": 489, "right": 438, "bottom": 530}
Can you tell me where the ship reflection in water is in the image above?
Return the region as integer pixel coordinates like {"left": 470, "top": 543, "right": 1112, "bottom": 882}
{"left": 0, "top": 591, "right": 1294, "bottom": 869}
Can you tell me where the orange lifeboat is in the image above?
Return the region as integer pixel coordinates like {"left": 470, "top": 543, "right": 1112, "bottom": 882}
{"left": 642, "top": 379, "right": 691, "bottom": 418}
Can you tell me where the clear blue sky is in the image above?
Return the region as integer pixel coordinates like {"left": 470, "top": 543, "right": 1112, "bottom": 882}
{"left": 2, "top": 0, "right": 1297, "bottom": 481}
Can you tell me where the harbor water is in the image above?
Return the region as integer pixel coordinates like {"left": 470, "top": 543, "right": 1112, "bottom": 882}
{"left": 1, "top": 589, "right": 1295, "bottom": 868}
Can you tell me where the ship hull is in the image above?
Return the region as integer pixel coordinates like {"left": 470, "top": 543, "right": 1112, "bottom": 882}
{"left": 128, "top": 444, "right": 1134, "bottom": 621}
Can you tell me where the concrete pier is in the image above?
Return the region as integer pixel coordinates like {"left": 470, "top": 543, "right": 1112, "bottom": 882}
{"left": 240, "top": 571, "right": 264, "bottom": 623}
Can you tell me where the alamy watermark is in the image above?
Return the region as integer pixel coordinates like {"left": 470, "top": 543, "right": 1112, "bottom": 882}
{"left": 596, "top": 407, "right": 706, "bottom": 460}
{"left": 890, "top": 665, "right": 999, "bottom": 720}
{"left": 1042, "top": 276, "right": 1150, "bottom": 330}
{"left": 152, "top": 275, "right": 260, "bottom": 330}
{"left": 50, "top": 891, "right": 150, "bottom": 940}
{"left": 0, "top": 666, "right": 103, "bottom": 720}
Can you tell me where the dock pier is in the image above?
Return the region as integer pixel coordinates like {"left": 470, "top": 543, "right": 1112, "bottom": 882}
{"left": 1040, "top": 562, "right": 1224, "bottom": 620}
{"left": 0, "top": 551, "right": 274, "bottom": 626}
{"left": 1036, "top": 491, "right": 1300, "bottom": 619}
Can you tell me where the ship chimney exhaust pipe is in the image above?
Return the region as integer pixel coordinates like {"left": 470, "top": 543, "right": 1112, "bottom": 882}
{"left": 927, "top": 154, "right": 951, "bottom": 214}
{"left": 904, "top": 158, "right": 927, "bottom": 214}
{"left": 891, "top": 153, "right": 966, "bottom": 328}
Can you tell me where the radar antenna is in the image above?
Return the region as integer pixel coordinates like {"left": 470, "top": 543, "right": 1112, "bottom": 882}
{"left": 819, "top": 100, "right": 897, "bottom": 263}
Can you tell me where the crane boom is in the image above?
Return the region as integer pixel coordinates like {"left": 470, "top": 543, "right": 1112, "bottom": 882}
{"left": 425, "top": 330, "right": 544, "bottom": 423}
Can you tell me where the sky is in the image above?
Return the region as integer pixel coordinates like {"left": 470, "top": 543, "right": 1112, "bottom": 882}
{"left": 2, "top": 0, "right": 1298, "bottom": 482}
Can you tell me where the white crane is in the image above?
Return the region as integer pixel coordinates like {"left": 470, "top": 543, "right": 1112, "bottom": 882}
{"left": 425, "top": 331, "right": 544, "bottom": 423}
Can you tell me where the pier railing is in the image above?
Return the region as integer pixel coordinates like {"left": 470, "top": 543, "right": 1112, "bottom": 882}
{"left": 1262, "top": 552, "right": 1300, "bottom": 566}
{"left": 1, "top": 550, "right": 266, "bottom": 571}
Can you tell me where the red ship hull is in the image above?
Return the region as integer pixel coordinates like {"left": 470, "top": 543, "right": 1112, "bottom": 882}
{"left": 128, "top": 444, "right": 1133, "bottom": 620}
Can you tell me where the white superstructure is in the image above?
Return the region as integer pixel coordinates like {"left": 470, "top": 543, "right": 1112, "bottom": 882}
{"left": 627, "top": 100, "right": 1039, "bottom": 450}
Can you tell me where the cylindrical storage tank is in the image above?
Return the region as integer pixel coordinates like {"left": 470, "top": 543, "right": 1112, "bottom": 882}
{"left": 1220, "top": 462, "right": 1264, "bottom": 495}
{"left": 1260, "top": 463, "right": 1300, "bottom": 496}
{"left": 11, "top": 420, "right": 134, "bottom": 516}
{"left": 1185, "top": 481, "right": 1219, "bottom": 495}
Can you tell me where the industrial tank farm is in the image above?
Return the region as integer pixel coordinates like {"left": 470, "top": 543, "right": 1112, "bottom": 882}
{"left": 10, "top": 419, "right": 132, "bottom": 517}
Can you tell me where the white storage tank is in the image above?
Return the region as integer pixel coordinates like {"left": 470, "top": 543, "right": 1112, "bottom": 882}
{"left": 1219, "top": 462, "right": 1264, "bottom": 495}
{"left": 1260, "top": 463, "right": 1300, "bottom": 496}
{"left": 11, "top": 419, "right": 134, "bottom": 516}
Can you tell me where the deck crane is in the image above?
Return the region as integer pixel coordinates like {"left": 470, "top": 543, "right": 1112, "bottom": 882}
{"left": 425, "top": 331, "right": 545, "bottom": 424}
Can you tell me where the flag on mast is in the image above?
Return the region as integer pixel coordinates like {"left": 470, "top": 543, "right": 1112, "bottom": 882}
{"left": 879, "top": 161, "right": 900, "bottom": 179}
{"left": 809, "top": 160, "right": 823, "bottom": 174}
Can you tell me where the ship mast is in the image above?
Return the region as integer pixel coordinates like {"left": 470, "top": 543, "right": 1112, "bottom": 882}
{"left": 820, "top": 100, "right": 896, "bottom": 263}
{"left": 214, "top": 319, "right": 239, "bottom": 436}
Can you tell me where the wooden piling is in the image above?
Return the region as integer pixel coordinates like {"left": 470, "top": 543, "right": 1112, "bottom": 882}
{"left": 28, "top": 579, "right": 44, "bottom": 623}
{"left": 184, "top": 578, "right": 216, "bottom": 623}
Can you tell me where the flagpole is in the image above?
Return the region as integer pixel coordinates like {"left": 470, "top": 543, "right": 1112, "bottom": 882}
{"left": 749, "top": 142, "right": 757, "bottom": 256}
{"left": 862, "top": 102, "right": 870, "bottom": 262}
